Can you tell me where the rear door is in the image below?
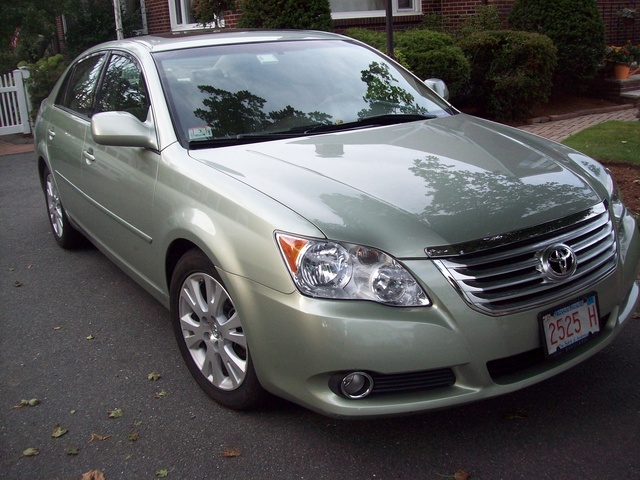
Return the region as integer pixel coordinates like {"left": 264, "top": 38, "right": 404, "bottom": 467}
{"left": 46, "top": 53, "right": 106, "bottom": 219}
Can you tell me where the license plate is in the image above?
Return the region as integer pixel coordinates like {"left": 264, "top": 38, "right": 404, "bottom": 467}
{"left": 539, "top": 293, "right": 600, "bottom": 358}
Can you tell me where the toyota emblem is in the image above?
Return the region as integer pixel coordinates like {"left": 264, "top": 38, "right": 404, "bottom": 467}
{"left": 540, "top": 244, "right": 577, "bottom": 281}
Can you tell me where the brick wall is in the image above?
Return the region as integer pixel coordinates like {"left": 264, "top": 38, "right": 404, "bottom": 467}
{"left": 145, "top": 0, "right": 171, "bottom": 34}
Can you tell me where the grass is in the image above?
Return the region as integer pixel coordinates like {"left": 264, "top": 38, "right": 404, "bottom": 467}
{"left": 562, "top": 121, "right": 640, "bottom": 164}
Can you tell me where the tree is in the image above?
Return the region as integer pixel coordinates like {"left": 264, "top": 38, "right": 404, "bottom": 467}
{"left": 238, "top": 0, "right": 333, "bottom": 31}
{"left": 194, "top": 0, "right": 237, "bottom": 28}
{"left": 0, "top": 0, "right": 63, "bottom": 72}
{"left": 509, "top": 0, "right": 605, "bottom": 91}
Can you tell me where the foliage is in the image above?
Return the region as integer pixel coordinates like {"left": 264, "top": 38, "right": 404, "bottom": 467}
{"left": 238, "top": 0, "right": 332, "bottom": 31}
{"left": 394, "top": 30, "right": 470, "bottom": 99}
{"left": 605, "top": 44, "right": 635, "bottom": 65}
{"left": 0, "top": 0, "right": 63, "bottom": 72}
{"left": 509, "top": 0, "right": 605, "bottom": 91}
{"left": 457, "top": 30, "right": 557, "bottom": 121}
{"left": 343, "top": 28, "right": 387, "bottom": 51}
{"left": 20, "top": 54, "right": 68, "bottom": 121}
{"left": 455, "top": 5, "right": 504, "bottom": 39}
{"left": 344, "top": 28, "right": 470, "bottom": 100}
{"left": 194, "top": 0, "right": 237, "bottom": 27}
{"left": 562, "top": 121, "right": 640, "bottom": 164}
{"left": 617, "top": 8, "right": 636, "bottom": 19}
{"left": 63, "top": 0, "right": 142, "bottom": 59}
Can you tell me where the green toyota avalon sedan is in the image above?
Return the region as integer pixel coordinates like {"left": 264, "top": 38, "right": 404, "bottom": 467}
{"left": 34, "top": 30, "right": 640, "bottom": 417}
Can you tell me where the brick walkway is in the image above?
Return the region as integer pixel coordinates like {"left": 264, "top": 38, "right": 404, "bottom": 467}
{"left": 518, "top": 104, "right": 638, "bottom": 142}
{"left": 1, "top": 105, "right": 638, "bottom": 156}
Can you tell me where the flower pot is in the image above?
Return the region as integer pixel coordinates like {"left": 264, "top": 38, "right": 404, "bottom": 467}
{"left": 613, "top": 64, "right": 631, "bottom": 79}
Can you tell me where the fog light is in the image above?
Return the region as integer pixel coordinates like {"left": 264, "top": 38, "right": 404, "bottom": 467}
{"left": 340, "top": 372, "right": 373, "bottom": 399}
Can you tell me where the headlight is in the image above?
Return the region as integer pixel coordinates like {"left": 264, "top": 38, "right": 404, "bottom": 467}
{"left": 605, "top": 168, "right": 626, "bottom": 227}
{"left": 276, "top": 233, "right": 430, "bottom": 307}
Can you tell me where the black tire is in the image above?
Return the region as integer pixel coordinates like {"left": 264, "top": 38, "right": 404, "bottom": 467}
{"left": 42, "top": 165, "right": 83, "bottom": 249}
{"left": 169, "top": 248, "right": 266, "bottom": 410}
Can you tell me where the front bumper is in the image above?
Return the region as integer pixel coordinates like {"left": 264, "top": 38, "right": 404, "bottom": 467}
{"left": 225, "top": 216, "right": 640, "bottom": 418}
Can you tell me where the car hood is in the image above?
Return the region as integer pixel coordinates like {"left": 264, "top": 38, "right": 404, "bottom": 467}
{"left": 189, "top": 114, "right": 603, "bottom": 257}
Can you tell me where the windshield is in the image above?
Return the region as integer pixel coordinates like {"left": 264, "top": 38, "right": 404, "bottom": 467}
{"left": 153, "top": 39, "right": 454, "bottom": 147}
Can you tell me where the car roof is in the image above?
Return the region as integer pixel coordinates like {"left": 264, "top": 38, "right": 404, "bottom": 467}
{"left": 94, "top": 30, "right": 348, "bottom": 54}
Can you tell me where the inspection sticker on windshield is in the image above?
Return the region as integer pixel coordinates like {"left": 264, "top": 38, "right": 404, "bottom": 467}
{"left": 188, "top": 126, "right": 213, "bottom": 141}
{"left": 539, "top": 293, "right": 600, "bottom": 358}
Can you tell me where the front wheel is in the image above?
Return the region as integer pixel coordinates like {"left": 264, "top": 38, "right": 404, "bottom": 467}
{"left": 170, "top": 249, "right": 266, "bottom": 410}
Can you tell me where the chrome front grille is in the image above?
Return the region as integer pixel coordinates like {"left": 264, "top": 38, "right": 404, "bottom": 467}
{"left": 429, "top": 202, "right": 618, "bottom": 316}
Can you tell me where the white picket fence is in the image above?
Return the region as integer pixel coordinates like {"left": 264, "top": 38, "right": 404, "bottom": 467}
{"left": 0, "top": 68, "right": 31, "bottom": 136}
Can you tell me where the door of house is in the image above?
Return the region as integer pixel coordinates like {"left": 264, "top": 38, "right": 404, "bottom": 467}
{"left": 0, "top": 69, "right": 31, "bottom": 136}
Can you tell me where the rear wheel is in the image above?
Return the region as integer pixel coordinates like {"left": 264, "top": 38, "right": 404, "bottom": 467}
{"left": 43, "top": 165, "right": 82, "bottom": 249}
{"left": 170, "top": 249, "right": 266, "bottom": 410}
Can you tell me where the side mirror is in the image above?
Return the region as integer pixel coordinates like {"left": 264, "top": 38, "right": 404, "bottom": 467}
{"left": 424, "top": 78, "right": 449, "bottom": 101}
{"left": 91, "top": 111, "right": 158, "bottom": 150}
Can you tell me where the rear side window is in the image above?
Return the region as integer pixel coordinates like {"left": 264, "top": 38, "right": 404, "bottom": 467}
{"left": 56, "top": 54, "right": 106, "bottom": 117}
{"left": 94, "top": 54, "right": 150, "bottom": 122}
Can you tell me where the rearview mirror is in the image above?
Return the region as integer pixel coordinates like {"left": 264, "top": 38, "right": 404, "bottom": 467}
{"left": 91, "top": 111, "right": 158, "bottom": 150}
{"left": 424, "top": 78, "right": 449, "bottom": 101}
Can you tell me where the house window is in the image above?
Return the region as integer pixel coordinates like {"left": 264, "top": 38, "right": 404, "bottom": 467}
{"left": 169, "top": 0, "right": 197, "bottom": 30}
{"left": 329, "top": 0, "right": 420, "bottom": 19}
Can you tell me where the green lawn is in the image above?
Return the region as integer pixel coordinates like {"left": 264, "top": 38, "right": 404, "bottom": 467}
{"left": 562, "top": 121, "right": 640, "bottom": 164}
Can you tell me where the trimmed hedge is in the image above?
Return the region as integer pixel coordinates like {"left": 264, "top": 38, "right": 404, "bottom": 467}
{"left": 509, "top": 0, "right": 605, "bottom": 91}
{"left": 238, "top": 0, "right": 332, "bottom": 30}
{"left": 344, "top": 28, "right": 470, "bottom": 100}
{"left": 457, "top": 30, "right": 557, "bottom": 121}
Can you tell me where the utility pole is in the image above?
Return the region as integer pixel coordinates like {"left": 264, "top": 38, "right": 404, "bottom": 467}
{"left": 113, "top": 0, "right": 124, "bottom": 40}
{"left": 385, "top": 0, "right": 394, "bottom": 59}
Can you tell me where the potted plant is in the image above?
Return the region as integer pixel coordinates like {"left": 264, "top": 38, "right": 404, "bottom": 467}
{"left": 605, "top": 44, "right": 634, "bottom": 79}
{"left": 618, "top": 7, "right": 636, "bottom": 25}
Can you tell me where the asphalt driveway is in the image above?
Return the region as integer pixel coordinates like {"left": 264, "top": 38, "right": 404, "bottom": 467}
{"left": 1, "top": 151, "right": 639, "bottom": 479}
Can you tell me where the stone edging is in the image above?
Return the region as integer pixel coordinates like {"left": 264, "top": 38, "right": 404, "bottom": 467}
{"left": 526, "top": 103, "right": 636, "bottom": 125}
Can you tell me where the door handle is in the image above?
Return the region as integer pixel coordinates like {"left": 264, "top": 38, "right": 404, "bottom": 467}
{"left": 83, "top": 148, "right": 95, "bottom": 164}
{"left": 48, "top": 128, "right": 55, "bottom": 141}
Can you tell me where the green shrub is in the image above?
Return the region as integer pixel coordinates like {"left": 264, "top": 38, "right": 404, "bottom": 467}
{"left": 456, "top": 5, "right": 503, "bottom": 39}
{"left": 20, "top": 54, "right": 67, "bottom": 121}
{"left": 457, "top": 30, "right": 557, "bottom": 121}
{"left": 343, "top": 28, "right": 387, "bottom": 51}
{"left": 345, "top": 28, "right": 470, "bottom": 100}
{"left": 238, "top": 0, "right": 333, "bottom": 30}
{"left": 395, "top": 30, "right": 470, "bottom": 99}
{"left": 509, "top": 0, "right": 605, "bottom": 91}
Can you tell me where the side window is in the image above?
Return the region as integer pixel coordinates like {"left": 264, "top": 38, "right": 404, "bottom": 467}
{"left": 95, "top": 54, "right": 150, "bottom": 122}
{"left": 57, "top": 54, "right": 106, "bottom": 117}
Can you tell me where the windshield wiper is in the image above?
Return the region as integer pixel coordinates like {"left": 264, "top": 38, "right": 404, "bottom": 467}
{"left": 188, "top": 114, "right": 439, "bottom": 149}
{"left": 302, "top": 113, "right": 438, "bottom": 134}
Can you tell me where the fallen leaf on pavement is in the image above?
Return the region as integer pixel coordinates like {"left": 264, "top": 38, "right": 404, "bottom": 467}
{"left": 89, "top": 433, "right": 112, "bottom": 443}
{"left": 504, "top": 409, "right": 529, "bottom": 420}
{"left": 14, "top": 281, "right": 23, "bottom": 287}
{"left": 22, "top": 447, "right": 39, "bottom": 457}
{"left": 12, "top": 398, "right": 40, "bottom": 408}
{"left": 81, "top": 470, "right": 106, "bottom": 480}
{"left": 128, "top": 430, "right": 140, "bottom": 442}
{"left": 86, "top": 334, "right": 95, "bottom": 340}
{"left": 221, "top": 447, "right": 241, "bottom": 458}
{"left": 148, "top": 371, "right": 161, "bottom": 381}
{"left": 154, "top": 390, "right": 168, "bottom": 399}
{"left": 51, "top": 425, "right": 69, "bottom": 438}
{"left": 454, "top": 469, "right": 471, "bottom": 480}
{"left": 66, "top": 447, "right": 79, "bottom": 456}
{"left": 108, "top": 408, "right": 123, "bottom": 419}
{"left": 156, "top": 469, "right": 169, "bottom": 477}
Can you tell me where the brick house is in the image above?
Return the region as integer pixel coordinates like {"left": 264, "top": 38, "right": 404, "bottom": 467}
{"left": 54, "top": 1, "right": 636, "bottom": 46}
{"left": 140, "top": 0, "right": 638, "bottom": 44}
